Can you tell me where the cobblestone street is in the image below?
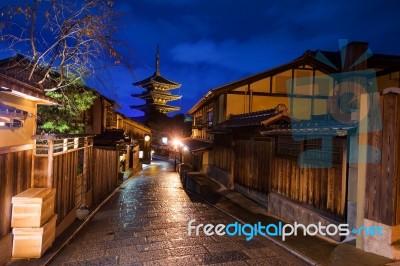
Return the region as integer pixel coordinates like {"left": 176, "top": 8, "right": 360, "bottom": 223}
{"left": 49, "top": 159, "right": 308, "bottom": 265}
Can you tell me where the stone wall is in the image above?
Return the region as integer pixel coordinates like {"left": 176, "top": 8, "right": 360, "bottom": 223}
{"left": 268, "top": 192, "right": 343, "bottom": 242}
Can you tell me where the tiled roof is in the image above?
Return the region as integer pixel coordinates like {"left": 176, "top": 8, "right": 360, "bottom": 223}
{"left": 214, "top": 105, "right": 357, "bottom": 136}
{"left": 182, "top": 138, "right": 213, "bottom": 152}
{"left": 93, "top": 129, "right": 126, "bottom": 147}
{"left": 213, "top": 105, "right": 287, "bottom": 132}
{"left": 261, "top": 116, "right": 357, "bottom": 136}
{"left": 130, "top": 103, "right": 181, "bottom": 111}
{"left": 133, "top": 72, "right": 181, "bottom": 88}
{"left": 216, "top": 108, "right": 278, "bottom": 129}
{"left": 131, "top": 90, "right": 182, "bottom": 101}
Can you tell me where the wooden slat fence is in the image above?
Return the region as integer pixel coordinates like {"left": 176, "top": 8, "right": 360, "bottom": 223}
{"left": 214, "top": 134, "right": 233, "bottom": 172}
{"left": 0, "top": 149, "right": 32, "bottom": 239}
{"left": 230, "top": 136, "right": 346, "bottom": 221}
{"left": 92, "top": 148, "right": 119, "bottom": 204}
{"left": 33, "top": 136, "right": 93, "bottom": 225}
{"left": 365, "top": 93, "right": 400, "bottom": 226}
{"left": 271, "top": 156, "right": 345, "bottom": 220}
{"left": 234, "top": 138, "right": 273, "bottom": 193}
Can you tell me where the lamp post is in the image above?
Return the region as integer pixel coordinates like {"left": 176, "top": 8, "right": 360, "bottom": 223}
{"left": 172, "top": 139, "right": 181, "bottom": 172}
{"left": 172, "top": 144, "right": 177, "bottom": 172}
{"left": 143, "top": 134, "right": 151, "bottom": 164}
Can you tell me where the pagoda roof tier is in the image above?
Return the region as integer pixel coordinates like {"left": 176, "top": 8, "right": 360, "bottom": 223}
{"left": 131, "top": 103, "right": 181, "bottom": 114}
{"left": 133, "top": 72, "right": 181, "bottom": 90}
{"left": 131, "top": 90, "right": 182, "bottom": 101}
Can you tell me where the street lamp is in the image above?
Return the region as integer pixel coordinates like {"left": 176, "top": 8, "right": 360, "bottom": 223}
{"left": 172, "top": 139, "right": 181, "bottom": 172}
{"left": 142, "top": 135, "right": 151, "bottom": 164}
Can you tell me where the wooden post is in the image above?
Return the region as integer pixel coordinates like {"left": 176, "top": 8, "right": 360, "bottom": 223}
{"left": 31, "top": 140, "right": 36, "bottom": 187}
{"left": 341, "top": 138, "right": 347, "bottom": 220}
{"left": 47, "top": 140, "right": 54, "bottom": 188}
{"left": 81, "top": 137, "right": 88, "bottom": 207}
{"left": 356, "top": 93, "right": 368, "bottom": 249}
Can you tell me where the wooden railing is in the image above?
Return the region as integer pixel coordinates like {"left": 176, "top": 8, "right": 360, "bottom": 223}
{"left": 32, "top": 135, "right": 94, "bottom": 234}
{"left": 33, "top": 135, "right": 93, "bottom": 156}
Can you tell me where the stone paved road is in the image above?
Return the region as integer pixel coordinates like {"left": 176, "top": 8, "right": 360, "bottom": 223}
{"left": 50, "top": 159, "right": 308, "bottom": 266}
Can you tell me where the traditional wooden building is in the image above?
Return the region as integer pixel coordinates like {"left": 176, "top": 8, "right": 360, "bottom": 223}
{"left": 131, "top": 46, "right": 182, "bottom": 120}
{"left": 0, "top": 54, "right": 153, "bottom": 264}
{"left": 187, "top": 41, "right": 400, "bottom": 258}
{"left": 0, "top": 55, "right": 57, "bottom": 265}
{"left": 85, "top": 92, "right": 152, "bottom": 166}
{"left": 84, "top": 93, "right": 119, "bottom": 135}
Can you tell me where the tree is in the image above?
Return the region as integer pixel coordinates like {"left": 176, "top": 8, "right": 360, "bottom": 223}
{"left": 0, "top": 0, "right": 124, "bottom": 133}
{"left": 0, "top": 0, "right": 122, "bottom": 91}
{"left": 37, "top": 82, "right": 97, "bottom": 134}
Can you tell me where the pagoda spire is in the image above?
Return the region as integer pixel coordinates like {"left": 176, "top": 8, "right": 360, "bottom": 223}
{"left": 132, "top": 46, "right": 182, "bottom": 118}
{"left": 155, "top": 44, "right": 160, "bottom": 75}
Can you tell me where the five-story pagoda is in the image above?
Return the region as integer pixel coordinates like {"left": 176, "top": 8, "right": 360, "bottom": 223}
{"left": 131, "top": 46, "right": 182, "bottom": 121}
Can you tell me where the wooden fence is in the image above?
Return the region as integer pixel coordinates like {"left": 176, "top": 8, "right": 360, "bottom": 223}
{"left": 92, "top": 148, "right": 119, "bottom": 204}
{"left": 0, "top": 135, "right": 136, "bottom": 265}
{"left": 0, "top": 148, "right": 33, "bottom": 240}
{"left": 365, "top": 93, "right": 400, "bottom": 226}
{"left": 270, "top": 152, "right": 346, "bottom": 220}
{"left": 234, "top": 138, "right": 273, "bottom": 193}
{"left": 228, "top": 135, "right": 347, "bottom": 221}
{"left": 33, "top": 136, "right": 94, "bottom": 232}
{"left": 213, "top": 134, "right": 233, "bottom": 173}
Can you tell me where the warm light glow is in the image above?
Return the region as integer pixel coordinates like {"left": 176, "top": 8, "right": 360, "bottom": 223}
{"left": 162, "top": 137, "right": 168, "bottom": 144}
{"left": 144, "top": 135, "right": 150, "bottom": 142}
{"left": 172, "top": 139, "right": 180, "bottom": 146}
{"left": 139, "top": 151, "right": 144, "bottom": 158}
{"left": 0, "top": 122, "right": 5, "bottom": 126}
{"left": 151, "top": 150, "right": 155, "bottom": 154}
{"left": 183, "top": 146, "right": 188, "bottom": 151}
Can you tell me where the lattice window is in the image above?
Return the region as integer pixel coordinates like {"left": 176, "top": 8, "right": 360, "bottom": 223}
{"left": 275, "top": 136, "right": 344, "bottom": 165}
{"left": 303, "top": 138, "right": 343, "bottom": 165}
{"left": 276, "top": 136, "right": 302, "bottom": 158}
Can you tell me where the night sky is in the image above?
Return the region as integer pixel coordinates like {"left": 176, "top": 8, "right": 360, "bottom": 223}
{"left": 4, "top": 0, "right": 400, "bottom": 118}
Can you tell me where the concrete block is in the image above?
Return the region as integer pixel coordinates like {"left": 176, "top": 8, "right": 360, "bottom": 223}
{"left": 362, "top": 219, "right": 400, "bottom": 259}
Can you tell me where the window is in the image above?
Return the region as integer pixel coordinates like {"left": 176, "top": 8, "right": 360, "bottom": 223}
{"left": 303, "top": 138, "right": 343, "bottom": 165}
{"left": 276, "top": 136, "right": 344, "bottom": 166}
{"left": 276, "top": 136, "right": 302, "bottom": 158}
{"left": 195, "top": 116, "right": 202, "bottom": 129}
{"left": 207, "top": 109, "right": 213, "bottom": 128}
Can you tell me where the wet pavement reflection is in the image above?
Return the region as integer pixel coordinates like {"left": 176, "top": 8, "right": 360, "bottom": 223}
{"left": 49, "top": 159, "right": 308, "bottom": 265}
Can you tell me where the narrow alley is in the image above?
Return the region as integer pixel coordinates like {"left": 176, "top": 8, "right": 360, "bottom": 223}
{"left": 48, "top": 159, "right": 307, "bottom": 265}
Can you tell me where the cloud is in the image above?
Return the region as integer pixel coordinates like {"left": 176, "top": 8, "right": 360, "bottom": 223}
{"left": 170, "top": 37, "right": 303, "bottom": 75}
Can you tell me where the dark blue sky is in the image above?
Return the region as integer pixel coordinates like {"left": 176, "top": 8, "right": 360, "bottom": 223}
{"left": 106, "top": 0, "right": 400, "bottom": 118}
{"left": 4, "top": 0, "right": 400, "bottom": 117}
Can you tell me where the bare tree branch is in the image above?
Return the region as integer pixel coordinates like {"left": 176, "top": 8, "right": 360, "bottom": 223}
{"left": 0, "top": 0, "right": 123, "bottom": 92}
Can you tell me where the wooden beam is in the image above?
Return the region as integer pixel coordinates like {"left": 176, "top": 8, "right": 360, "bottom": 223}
{"left": 47, "top": 140, "right": 54, "bottom": 188}
{"left": 0, "top": 144, "right": 33, "bottom": 155}
{"left": 341, "top": 138, "right": 348, "bottom": 218}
